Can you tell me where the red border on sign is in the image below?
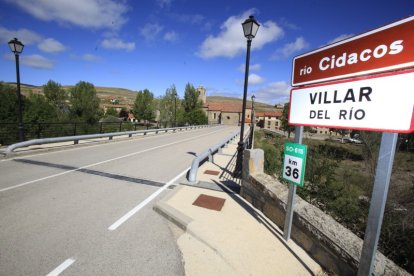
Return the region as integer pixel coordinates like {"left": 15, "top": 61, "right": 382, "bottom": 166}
{"left": 288, "top": 69, "right": 414, "bottom": 134}
{"left": 291, "top": 15, "right": 414, "bottom": 87}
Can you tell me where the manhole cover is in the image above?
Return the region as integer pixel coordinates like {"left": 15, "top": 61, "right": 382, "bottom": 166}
{"left": 192, "top": 194, "right": 226, "bottom": 211}
{"left": 204, "top": 170, "right": 220, "bottom": 175}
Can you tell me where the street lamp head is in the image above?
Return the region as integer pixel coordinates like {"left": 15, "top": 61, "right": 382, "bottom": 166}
{"left": 242, "top": 15, "right": 260, "bottom": 40}
{"left": 251, "top": 95, "right": 256, "bottom": 102}
{"left": 8, "top": 38, "right": 24, "bottom": 55}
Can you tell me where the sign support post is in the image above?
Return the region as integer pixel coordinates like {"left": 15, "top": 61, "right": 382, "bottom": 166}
{"left": 283, "top": 126, "right": 303, "bottom": 241}
{"left": 357, "top": 132, "right": 398, "bottom": 276}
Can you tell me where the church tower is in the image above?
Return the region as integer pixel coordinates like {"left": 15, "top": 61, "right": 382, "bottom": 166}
{"left": 197, "top": 85, "right": 206, "bottom": 105}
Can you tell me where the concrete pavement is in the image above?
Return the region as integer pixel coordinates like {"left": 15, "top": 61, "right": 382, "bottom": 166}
{"left": 155, "top": 139, "right": 324, "bottom": 275}
{"left": 0, "top": 126, "right": 239, "bottom": 275}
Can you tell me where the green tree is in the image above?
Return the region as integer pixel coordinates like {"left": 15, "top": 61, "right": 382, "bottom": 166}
{"left": 281, "top": 102, "right": 295, "bottom": 138}
{"left": 43, "top": 80, "right": 67, "bottom": 119}
{"left": 133, "top": 89, "right": 155, "bottom": 126}
{"left": 262, "top": 143, "right": 281, "bottom": 175}
{"left": 183, "top": 83, "right": 201, "bottom": 112}
{"left": 24, "top": 93, "right": 57, "bottom": 123}
{"left": 0, "top": 82, "right": 19, "bottom": 122}
{"left": 184, "top": 108, "right": 207, "bottom": 125}
{"left": 105, "top": 107, "right": 118, "bottom": 117}
{"left": 69, "top": 81, "right": 101, "bottom": 123}
{"left": 182, "top": 83, "right": 207, "bottom": 125}
{"left": 159, "top": 85, "right": 178, "bottom": 127}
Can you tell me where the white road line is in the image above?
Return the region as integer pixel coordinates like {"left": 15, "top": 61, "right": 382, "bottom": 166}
{"left": 108, "top": 167, "right": 190, "bottom": 231}
{"left": 0, "top": 129, "right": 223, "bottom": 193}
{"left": 46, "top": 258, "right": 76, "bottom": 276}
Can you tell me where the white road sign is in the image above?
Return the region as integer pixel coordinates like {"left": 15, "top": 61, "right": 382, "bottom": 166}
{"left": 289, "top": 70, "right": 414, "bottom": 133}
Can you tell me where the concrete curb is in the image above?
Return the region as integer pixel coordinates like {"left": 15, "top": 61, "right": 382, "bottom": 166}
{"left": 153, "top": 185, "right": 233, "bottom": 264}
{"left": 180, "top": 180, "right": 225, "bottom": 192}
{"left": 153, "top": 185, "right": 193, "bottom": 231}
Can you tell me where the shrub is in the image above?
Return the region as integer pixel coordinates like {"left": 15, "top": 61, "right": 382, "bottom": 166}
{"left": 261, "top": 143, "right": 281, "bottom": 175}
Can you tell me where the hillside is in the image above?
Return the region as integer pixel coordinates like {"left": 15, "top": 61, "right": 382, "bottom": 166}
{"left": 9, "top": 83, "right": 280, "bottom": 112}
{"left": 13, "top": 83, "right": 137, "bottom": 106}
{"left": 207, "top": 96, "right": 280, "bottom": 112}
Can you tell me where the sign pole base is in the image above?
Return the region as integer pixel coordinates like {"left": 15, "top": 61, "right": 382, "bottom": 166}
{"left": 357, "top": 132, "right": 398, "bottom": 275}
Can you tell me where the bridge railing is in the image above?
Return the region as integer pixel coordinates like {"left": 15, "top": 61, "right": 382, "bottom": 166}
{"left": 187, "top": 126, "right": 251, "bottom": 184}
{"left": 0, "top": 121, "right": 158, "bottom": 146}
{"left": 3, "top": 125, "right": 212, "bottom": 156}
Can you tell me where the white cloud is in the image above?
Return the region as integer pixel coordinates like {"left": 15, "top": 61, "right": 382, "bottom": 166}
{"left": 239, "top": 63, "right": 261, "bottom": 72}
{"left": 272, "top": 37, "right": 309, "bottom": 60}
{"left": 327, "top": 33, "right": 354, "bottom": 45}
{"left": 248, "top": 73, "right": 264, "bottom": 85}
{"left": 250, "top": 63, "right": 261, "bottom": 71}
{"left": 82, "top": 53, "right": 101, "bottom": 62}
{"left": 164, "top": 31, "right": 178, "bottom": 42}
{"left": 0, "top": 26, "right": 41, "bottom": 44}
{"left": 236, "top": 73, "right": 265, "bottom": 86}
{"left": 101, "top": 38, "right": 135, "bottom": 51}
{"left": 6, "top": 0, "right": 129, "bottom": 29}
{"left": 252, "top": 81, "right": 290, "bottom": 104}
{"left": 0, "top": 26, "right": 66, "bottom": 54}
{"left": 156, "top": 0, "right": 173, "bottom": 8}
{"left": 38, "top": 38, "right": 66, "bottom": 53}
{"left": 4, "top": 53, "right": 54, "bottom": 69}
{"left": 140, "top": 23, "right": 164, "bottom": 41}
{"left": 22, "top": 54, "right": 54, "bottom": 69}
{"left": 197, "top": 9, "right": 284, "bottom": 59}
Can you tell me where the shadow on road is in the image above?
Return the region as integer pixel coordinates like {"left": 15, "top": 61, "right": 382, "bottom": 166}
{"left": 13, "top": 158, "right": 167, "bottom": 188}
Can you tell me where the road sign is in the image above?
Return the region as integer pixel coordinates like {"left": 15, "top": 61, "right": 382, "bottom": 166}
{"left": 282, "top": 143, "right": 307, "bottom": 187}
{"left": 289, "top": 70, "right": 414, "bottom": 133}
{"left": 292, "top": 16, "right": 414, "bottom": 86}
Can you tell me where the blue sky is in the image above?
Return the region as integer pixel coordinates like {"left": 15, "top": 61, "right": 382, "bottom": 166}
{"left": 0, "top": 0, "right": 412, "bottom": 104}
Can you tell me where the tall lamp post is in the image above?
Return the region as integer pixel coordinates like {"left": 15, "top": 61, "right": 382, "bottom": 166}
{"left": 8, "top": 38, "right": 25, "bottom": 142}
{"left": 234, "top": 16, "right": 260, "bottom": 177}
{"left": 249, "top": 95, "right": 256, "bottom": 149}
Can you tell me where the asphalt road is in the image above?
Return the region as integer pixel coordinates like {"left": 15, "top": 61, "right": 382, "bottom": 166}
{"left": 0, "top": 125, "right": 239, "bottom": 275}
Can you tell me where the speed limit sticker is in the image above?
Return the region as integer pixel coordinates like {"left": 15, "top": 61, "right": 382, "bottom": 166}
{"left": 282, "top": 143, "right": 307, "bottom": 187}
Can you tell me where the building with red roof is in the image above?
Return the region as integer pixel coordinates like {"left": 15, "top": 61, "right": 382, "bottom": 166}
{"left": 203, "top": 102, "right": 252, "bottom": 125}
{"left": 255, "top": 111, "right": 283, "bottom": 130}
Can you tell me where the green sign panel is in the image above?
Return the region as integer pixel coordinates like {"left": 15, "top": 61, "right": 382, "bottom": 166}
{"left": 282, "top": 143, "right": 307, "bottom": 187}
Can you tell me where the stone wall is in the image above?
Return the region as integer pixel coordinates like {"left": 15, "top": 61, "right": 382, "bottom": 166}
{"left": 241, "top": 149, "right": 410, "bottom": 276}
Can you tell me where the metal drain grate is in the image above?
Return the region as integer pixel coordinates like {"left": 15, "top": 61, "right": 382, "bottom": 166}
{"left": 192, "top": 194, "right": 226, "bottom": 211}
{"left": 204, "top": 170, "right": 220, "bottom": 175}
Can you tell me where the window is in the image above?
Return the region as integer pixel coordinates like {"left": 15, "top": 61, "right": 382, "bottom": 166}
{"left": 213, "top": 113, "right": 216, "bottom": 119}
{"left": 268, "top": 116, "right": 271, "bottom": 119}
{"left": 227, "top": 116, "right": 230, "bottom": 120}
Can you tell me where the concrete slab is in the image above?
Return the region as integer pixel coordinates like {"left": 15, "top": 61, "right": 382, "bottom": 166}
{"left": 155, "top": 185, "right": 323, "bottom": 275}
{"left": 154, "top": 135, "right": 324, "bottom": 275}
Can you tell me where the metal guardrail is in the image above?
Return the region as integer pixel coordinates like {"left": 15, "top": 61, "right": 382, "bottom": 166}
{"left": 0, "top": 121, "right": 154, "bottom": 146}
{"left": 3, "top": 125, "right": 211, "bottom": 156}
{"left": 187, "top": 130, "right": 239, "bottom": 184}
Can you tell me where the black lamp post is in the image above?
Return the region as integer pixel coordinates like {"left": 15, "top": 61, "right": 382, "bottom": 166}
{"left": 249, "top": 95, "right": 256, "bottom": 149}
{"left": 8, "top": 38, "right": 25, "bottom": 142}
{"left": 234, "top": 15, "right": 260, "bottom": 177}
